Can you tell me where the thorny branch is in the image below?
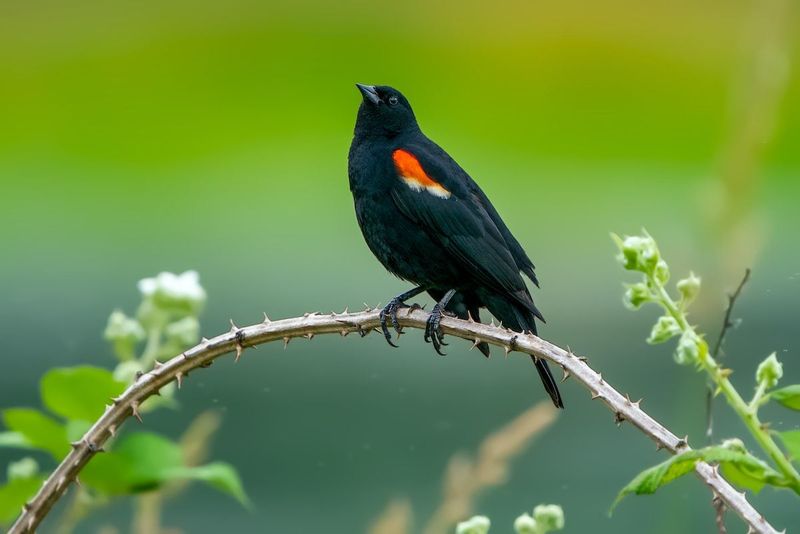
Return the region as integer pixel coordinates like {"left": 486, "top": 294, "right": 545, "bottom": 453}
{"left": 8, "top": 308, "right": 781, "bottom": 534}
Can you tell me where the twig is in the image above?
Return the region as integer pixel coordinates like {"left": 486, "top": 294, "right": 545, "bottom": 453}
{"left": 8, "top": 308, "right": 780, "bottom": 534}
{"left": 711, "top": 268, "right": 752, "bottom": 359}
{"left": 713, "top": 494, "right": 728, "bottom": 534}
{"left": 706, "top": 268, "right": 752, "bottom": 443}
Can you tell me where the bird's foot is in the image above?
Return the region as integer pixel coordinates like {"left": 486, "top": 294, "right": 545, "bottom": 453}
{"left": 424, "top": 303, "right": 451, "bottom": 355}
{"left": 379, "top": 297, "right": 411, "bottom": 347}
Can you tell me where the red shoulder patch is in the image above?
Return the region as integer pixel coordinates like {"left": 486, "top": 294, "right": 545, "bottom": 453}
{"left": 392, "top": 149, "right": 451, "bottom": 198}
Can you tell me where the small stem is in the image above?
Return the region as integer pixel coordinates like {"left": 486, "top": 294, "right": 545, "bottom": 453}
{"left": 139, "top": 327, "right": 162, "bottom": 368}
{"left": 749, "top": 382, "right": 767, "bottom": 412}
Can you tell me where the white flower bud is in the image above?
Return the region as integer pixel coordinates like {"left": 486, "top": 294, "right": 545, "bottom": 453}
{"left": 623, "top": 283, "right": 652, "bottom": 310}
{"left": 532, "top": 504, "right": 564, "bottom": 531}
{"left": 647, "top": 316, "right": 681, "bottom": 344}
{"left": 137, "top": 270, "right": 206, "bottom": 316}
{"left": 756, "top": 352, "right": 783, "bottom": 389}
{"left": 104, "top": 310, "right": 145, "bottom": 344}
{"left": 674, "top": 331, "right": 700, "bottom": 365}
{"left": 455, "top": 515, "right": 491, "bottom": 534}
{"left": 513, "top": 513, "right": 537, "bottom": 534}
{"left": 676, "top": 272, "right": 701, "bottom": 306}
{"left": 617, "top": 235, "right": 659, "bottom": 273}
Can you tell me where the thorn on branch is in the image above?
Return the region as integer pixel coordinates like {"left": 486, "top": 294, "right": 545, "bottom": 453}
{"left": 131, "top": 402, "right": 142, "bottom": 423}
{"left": 232, "top": 325, "right": 246, "bottom": 363}
{"left": 560, "top": 366, "right": 570, "bottom": 383}
{"left": 304, "top": 333, "right": 314, "bottom": 340}
{"left": 263, "top": 312, "right": 271, "bottom": 323}
{"left": 283, "top": 336, "right": 291, "bottom": 349}
{"left": 175, "top": 371, "right": 184, "bottom": 389}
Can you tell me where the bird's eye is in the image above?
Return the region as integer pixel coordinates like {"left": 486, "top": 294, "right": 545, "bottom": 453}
{"left": 388, "top": 95, "right": 399, "bottom": 106}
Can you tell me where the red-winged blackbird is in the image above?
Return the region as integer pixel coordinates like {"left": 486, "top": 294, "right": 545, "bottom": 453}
{"left": 348, "top": 84, "right": 563, "bottom": 408}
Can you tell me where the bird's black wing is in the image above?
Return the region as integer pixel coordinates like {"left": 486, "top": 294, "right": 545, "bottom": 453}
{"left": 412, "top": 140, "right": 539, "bottom": 287}
{"left": 389, "top": 145, "right": 543, "bottom": 321}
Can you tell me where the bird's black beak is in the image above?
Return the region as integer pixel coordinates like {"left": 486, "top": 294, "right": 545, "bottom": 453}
{"left": 356, "top": 83, "right": 381, "bottom": 105}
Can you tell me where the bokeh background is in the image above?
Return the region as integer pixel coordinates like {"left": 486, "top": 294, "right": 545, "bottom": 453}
{"left": 1, "top": 0, "right": 799, "bottom": 531}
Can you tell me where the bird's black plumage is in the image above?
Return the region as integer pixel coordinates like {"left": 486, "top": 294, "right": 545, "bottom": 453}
{"left": 348, "top": 84, "right": 563, "bottom": 408}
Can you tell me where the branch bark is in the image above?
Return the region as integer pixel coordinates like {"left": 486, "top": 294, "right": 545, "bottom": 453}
{"left": 8, "top": 308, "right": 780, "bottom": 533}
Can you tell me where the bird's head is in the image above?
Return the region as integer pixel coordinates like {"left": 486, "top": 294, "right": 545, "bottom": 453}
{"left": 354, "top": 84, "right": 419, "bottom": 137}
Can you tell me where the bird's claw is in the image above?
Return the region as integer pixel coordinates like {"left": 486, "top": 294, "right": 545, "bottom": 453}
{"left": 424, "top": 304, "right": 450, "bottom": 355}
{"left": 379, "top": 297, "right": 411, "bottom": 347}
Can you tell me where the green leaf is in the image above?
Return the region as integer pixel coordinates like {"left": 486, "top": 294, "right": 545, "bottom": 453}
{"left": 171, "top": 462, "right": 250, "bottom": 507}
{"left": 0, "top": 432, "right": 34, "bottom": 450}
{"left": 81, "top": 432, "right": 248, "bottom": 505}
{"left": 778, "top": 431, "right": 800, "bottom": 463}
{"left": 612, "top": 447, "right": 778, "bottom": 511}
{"left": 2, "top": 408, "right": 69, "bottom": 459}
{"left": 82, "top": 432, "right": 183, "bottom": 494}
{"left": 721, "top": 463, "right": 767, "bottom": 493}
{"left": 771, "top": 385, "right": 800, "bottom": 411}
{"left": 0, "top": 475, "right": 44, "bottom": 523}
{"left": 41, "top": 366, "right": 126, "bottom": 422}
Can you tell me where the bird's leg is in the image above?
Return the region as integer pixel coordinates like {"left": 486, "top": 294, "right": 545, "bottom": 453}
{"left": 379, "top": 286, "right": 427, "bottom": 347}
{"left": 424, "top": 289, "right": 456, "bottom": 355}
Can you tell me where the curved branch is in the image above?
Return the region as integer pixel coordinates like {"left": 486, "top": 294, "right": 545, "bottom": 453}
{"left": 9, "top": 308, "right": 780, "bottom": 533}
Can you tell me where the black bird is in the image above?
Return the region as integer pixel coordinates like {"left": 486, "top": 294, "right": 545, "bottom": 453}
{"left": 347, "top": 84, "right": 563, "bottom": 408}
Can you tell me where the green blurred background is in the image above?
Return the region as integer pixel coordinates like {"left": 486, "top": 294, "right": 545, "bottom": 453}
{"left": 1, "top": 0, "right": 799, "bottom": 531}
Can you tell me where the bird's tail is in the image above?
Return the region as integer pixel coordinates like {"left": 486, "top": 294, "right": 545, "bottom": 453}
{"left": 483, "top": 294, "right": 564, "bottom": 409}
